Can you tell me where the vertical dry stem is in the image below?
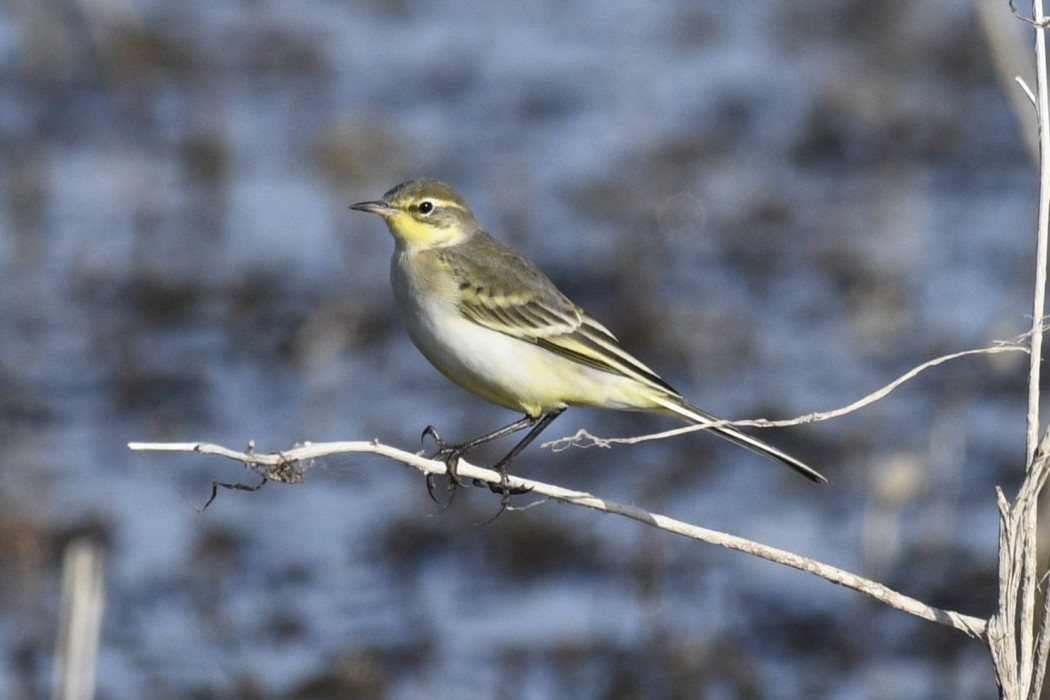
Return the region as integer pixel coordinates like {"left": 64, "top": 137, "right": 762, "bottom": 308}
{"left": 1023, "top": 0, "right": 1050, "bottom": 695}
{"left": 991, "top": 2, "right": 1050, "bottom": 698}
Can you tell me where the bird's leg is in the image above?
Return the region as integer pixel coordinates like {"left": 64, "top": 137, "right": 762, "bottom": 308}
{"left": 421, "top": 415, "right": 539, "bottom": 500}
{"left": 486, "top": 409, "right": 565, "bottom": 506}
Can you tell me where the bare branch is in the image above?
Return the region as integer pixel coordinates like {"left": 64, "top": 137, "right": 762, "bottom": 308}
{"left": 989, "top": 2, "right": 1050, "bottom": 696}
{"left": 1019, "top": 0, "right": 1050, "bottom": 694}
{"left": 1027, "top": 0, "right": 1050, "bottom": 468}
{"left": 128, "top": 439, "right": 988, "bottom": 639}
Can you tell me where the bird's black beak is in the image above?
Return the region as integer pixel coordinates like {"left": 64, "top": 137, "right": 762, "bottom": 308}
{"left": 349, "top": 200, "right": 397, "bottom": 216}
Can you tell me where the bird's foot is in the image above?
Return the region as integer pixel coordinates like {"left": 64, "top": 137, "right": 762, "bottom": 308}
{"left": 471, "top": 468, "right": 532, "bottom": 525}
{"left": 474, "top": 462, "right": 532, "bottom": 508}
{"left": 420, "top": 425, "right": 532, "bottom": 507}
{"left": 421, "top": 425, "right": 467, "bottom": 503}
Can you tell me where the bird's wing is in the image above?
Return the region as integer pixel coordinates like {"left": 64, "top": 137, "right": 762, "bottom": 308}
{"left": 441, "top": 233, "right": 679, "bottom": 396}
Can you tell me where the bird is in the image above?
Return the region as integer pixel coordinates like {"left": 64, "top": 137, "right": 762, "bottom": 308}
{"left": 350, "top": 179, "right": 826, "bottom": 501}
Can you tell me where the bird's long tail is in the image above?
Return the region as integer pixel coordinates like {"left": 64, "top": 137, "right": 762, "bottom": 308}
{"left": 651, "top": 395, "right": 827, "bottom": 484}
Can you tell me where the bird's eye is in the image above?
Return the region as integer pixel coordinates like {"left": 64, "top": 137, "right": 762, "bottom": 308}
{"left": 418, "top": 200, "right": 434, "bottom": 215}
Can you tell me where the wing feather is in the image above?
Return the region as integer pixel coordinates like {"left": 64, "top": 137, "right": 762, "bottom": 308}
{"left": 441, "top": 232, "right": 679, "bottom": 397}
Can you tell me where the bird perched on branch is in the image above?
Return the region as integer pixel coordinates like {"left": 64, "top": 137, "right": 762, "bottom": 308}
{"left": 351, "top": 179, "right": 826, "bottom": 502}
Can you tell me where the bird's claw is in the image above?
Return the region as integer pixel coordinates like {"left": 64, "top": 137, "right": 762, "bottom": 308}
{"left": 421, "top": 425, "right": 466, "bottom": 498}
{"left": 425, "top": 472, "right": 458, "bottom": 509}
{"left": 421, "top": 424, "right": 451, "bottom": 451}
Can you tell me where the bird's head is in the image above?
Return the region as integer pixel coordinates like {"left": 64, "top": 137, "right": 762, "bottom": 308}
{"left": 350, "top": 179, "right": 479, "bottom": 250}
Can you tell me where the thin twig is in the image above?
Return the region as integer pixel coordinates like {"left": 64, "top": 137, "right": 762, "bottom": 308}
{"left": 1027, "top": 0, "right": 1050, "bottom": 470}
{"left": 1019, "top": 76, "right": 1039, "bottom": 108}
{"left": 542, "top": 342, "right": 1028, "bottom": 452}
{"left": 1013, "top": 0, "right": 1050, "bottom": 28}
{"left": 128, "top": 439, "right": 988, "bottom": 639}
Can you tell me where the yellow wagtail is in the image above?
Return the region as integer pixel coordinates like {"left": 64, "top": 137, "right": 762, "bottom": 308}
{"left": 351, "top": 179, "right": 826, "bottom": 498}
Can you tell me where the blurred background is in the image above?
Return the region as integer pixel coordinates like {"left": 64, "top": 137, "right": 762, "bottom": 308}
{"left": 0, "top": 0, "right": 1039, "bottom": 698}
